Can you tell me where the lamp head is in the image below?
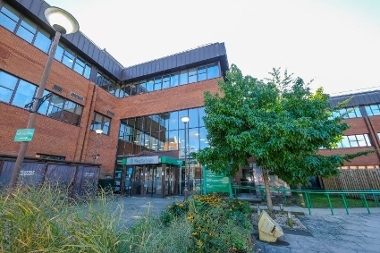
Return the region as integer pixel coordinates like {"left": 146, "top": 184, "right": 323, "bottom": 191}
{"left": 44, "top": 6, "right": 79, "bottom": 34}
{"left": 181, "top": 116, "right": 190, "bottom": 123}
{"left": 95, "top": 129, "right": 103, "bottom": 134}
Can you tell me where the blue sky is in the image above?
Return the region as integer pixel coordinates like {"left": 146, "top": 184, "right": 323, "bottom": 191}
{"left": 46, "top": 0, "right": 380, "bottom": 95}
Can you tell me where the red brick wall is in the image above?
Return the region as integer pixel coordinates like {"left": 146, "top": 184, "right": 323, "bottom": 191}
{"left": 0, "top": 27, "right": 119, "bottom": 173}
{"left": 117, "top": 78, "right": 220, "bottom": 118}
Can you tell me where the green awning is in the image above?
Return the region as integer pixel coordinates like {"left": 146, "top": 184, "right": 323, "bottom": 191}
{"left": 160, "top": 156, "right": 184, "bottom": 166}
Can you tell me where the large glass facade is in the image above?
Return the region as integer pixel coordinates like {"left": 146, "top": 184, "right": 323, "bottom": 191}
{"left": 118, "top": 107, "right": 208, "bottom": 157}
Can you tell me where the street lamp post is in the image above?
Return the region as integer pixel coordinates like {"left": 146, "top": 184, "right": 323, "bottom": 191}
{"left": 9, "top": 7, "right": 80, "bottom": 189}
{"left": 181, "top": 116, "right": 190, "bottom": 201}
{"left": 93, "top": 129, "right": 103, "bottom": 163}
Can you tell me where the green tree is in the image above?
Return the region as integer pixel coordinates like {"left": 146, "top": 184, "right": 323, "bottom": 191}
{"left": 197, "top": 64, "right": 372, "bottom": 214}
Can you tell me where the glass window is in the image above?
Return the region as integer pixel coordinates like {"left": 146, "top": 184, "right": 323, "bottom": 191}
{"left": 199, "top": 127, "right": 208, "bottom": 150}
{"left": 103, "top": 117, "right": 111, "bottom": 135}
{"left": 197, "top": 66, "right": 207, "bottom": 81}
{"left": 188, "top": 108, "right": 199, "bottom": 128}
{"left": 188, "top": 69, "right": 197, "bottom": 83}
{"left": 0, "top": 71, "right": 18, "bottom": 103}
{"left": 162, "top": 75, "right": 170, "bottom": 89}
{"left": 188, "top": 128, "right": 200, "bottom": 153}
{"left": 179, "top": 110, "right": 189, "bottom": 129}
{"left": 83, "top": 64, "right": 91, "bottom": 79}
{"left": 12, "top": 80, "right": 36, "bottom": 108}
{"left": 365, "top": 104, "right": 380, "bottom": 116}
{"left": 168, "top": 130, "right": 179, "bottom": 150}
{"left": 199, "top": 107, "right": 206, "bottom": 127}
{"left": 146, "top": 80, "right": 154, "bottom": 92}
{"left": 348, "top": 135, "right": 359, "bottom": 147}
{"left": 37, "top": 90, "right": 51, "bottom": 115}
{"left": 73, "top": 57, "right": 86, "bottom": 75}
{"left": 0, "top": 4, "right": 20, "bottom": 32}
{"left": 61, "top": 100, "right": 76, "bottom": 123}
{"left": 47, "top": 95, "right": 65, "bottom": 120}
{"left": 16, "top": 18, "right": 37, "bottom": 43}
{"left": 207, "top": 63, "right": 220, "bottom": 79}
{"left": 139, "top": 81, "right": 147, "bottom": 93}
{"left": 62, "top": 49, "right": 75, "bottom": 68}
{"left": 179, "top": 71, "right": 188, "bottom": 85}
{"left": 357, "top": 134, "right": 370, "bottom": 147}
{"left": 154, "top": 77, "right": 162, "bottom": 91}
{"left": 72, "top": 104, "right": 82, "bottom": 126}
{"left": 168, "top": 111, "right": 179, "bottom": 131}
{"left": 34, "top": 30, "right": 51, "bottom": 53}
{"left": 54, "top": 44, "right": 64, "bottom": 61}
{"left": 170, "top": 73, "right": 179, "bottom": 87}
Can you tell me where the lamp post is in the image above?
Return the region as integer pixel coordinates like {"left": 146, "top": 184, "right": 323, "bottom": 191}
{"left": 181, "top": 116, "right": 190, "bottom": 201}
{"left": 9, "top": 7, "right": 80, "bottom": 189}
{"left": 93, "top": 129, "right": 103, "bottom": 163}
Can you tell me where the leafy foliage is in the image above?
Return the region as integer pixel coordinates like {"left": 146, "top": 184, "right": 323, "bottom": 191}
{"left": 197, "top": 64, "right": 373, "bottom": 186}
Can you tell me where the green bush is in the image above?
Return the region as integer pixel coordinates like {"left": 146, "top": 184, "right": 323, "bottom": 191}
{"left": 0, "top": 187, "right": 253, "bottom": 252}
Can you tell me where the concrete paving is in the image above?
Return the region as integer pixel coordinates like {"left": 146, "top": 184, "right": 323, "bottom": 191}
{"left": 106, "top": 196, "right": 380, "bottom": 253}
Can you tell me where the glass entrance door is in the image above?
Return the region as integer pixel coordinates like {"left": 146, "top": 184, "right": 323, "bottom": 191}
{"left": 145, "top": 166, "right": 162, "bottom": 197}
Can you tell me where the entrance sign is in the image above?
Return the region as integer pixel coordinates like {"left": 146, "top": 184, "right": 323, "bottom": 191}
{"left": 127, "top": 156, "right": 159, "bottom": 165}
{"left": 202, "top": 166, "right": 232, "bottom": 196}
{"left": 14, "top": 128, "right": 35, "bottom": 142}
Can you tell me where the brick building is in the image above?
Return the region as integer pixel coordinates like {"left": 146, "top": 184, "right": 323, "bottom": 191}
{"left": 1, "top": 0, "right": 379, "bottom": 195}
{"left": 0, "top": 0, "right": 228, "bottom": 196}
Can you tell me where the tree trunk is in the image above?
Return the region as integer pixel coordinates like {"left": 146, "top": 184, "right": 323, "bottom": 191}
{"left": 262, "top": 167, "right": 274, "bottom": 218}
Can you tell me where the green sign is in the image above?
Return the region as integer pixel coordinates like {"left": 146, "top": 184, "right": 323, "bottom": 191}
{"left": 14, "top": 128, "right": 35, "bottom": 142}
{"left": 203, "top": 166, "right": 232, "bottom": 196}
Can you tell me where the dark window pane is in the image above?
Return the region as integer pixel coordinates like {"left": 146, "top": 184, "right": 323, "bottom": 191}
{"left": 47, "top": 95, "right": 65, "bottom": 120}
{"left": 34, "top": 30, "right": 51, "bottom": 53}
{"left": 16, "top": 19, "right": 37, "bottom": 43}
{"left": 12, "top": 80, "right": 36, "bottom": 108}
{"left": 197, "top": 67, "right": 207, "bottom": 81}
{"left": 170, "top": 73, "right": 179, "bottom": 87}
{"left": 188, "top": 69, "right": 197, "bottom": 83}
{"left": 162, "top": 75, "right": 170, "bottom": 89}
{"left": 73, "top": 105, "right": 82, "bottom": 126}
{"left": 0, "top": 5, "right": 19, "bottom": 32}
{"left": 139, "top": 81, "right": 147, "bottom": 93}
{"left": 207, "top": 63, "right": 220, "bottom": 79}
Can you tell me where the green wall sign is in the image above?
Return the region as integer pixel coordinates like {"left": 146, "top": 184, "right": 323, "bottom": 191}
{"left": 14, "top": 128, "right": 35, "bottom": 142}
{"left": 202, "top": 166, "right": 232, "bottom": 196}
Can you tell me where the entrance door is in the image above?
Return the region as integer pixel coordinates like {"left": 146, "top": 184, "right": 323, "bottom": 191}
{"left": 145, "top": 166, "right": 162, "bottom": 197}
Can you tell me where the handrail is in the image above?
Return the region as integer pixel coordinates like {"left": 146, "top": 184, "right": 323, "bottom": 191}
{"left": 231, "top": 185, "right": 380, "bottom": 215}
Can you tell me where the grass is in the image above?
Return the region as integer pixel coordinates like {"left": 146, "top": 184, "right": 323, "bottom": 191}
{"left": 292, "top": 192, "right": 379, "bottom": 208}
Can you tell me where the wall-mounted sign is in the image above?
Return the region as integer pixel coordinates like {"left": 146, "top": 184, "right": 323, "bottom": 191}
{"left": 14, "top": 128, "right": 35, "bottom": 142}
{"left": 70, "top": 92, "right": 84, "bottom": 102}
{"left": 53, "top": 84, "right": 63, "bottom": 92}
{"left": 106, "top": 110, "right": 115, "bottom": 117}
{"left": 127, "top": 156, "right": 159, "bottom": 165}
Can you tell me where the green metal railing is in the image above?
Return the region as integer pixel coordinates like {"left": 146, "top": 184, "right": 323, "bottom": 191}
{"left": 232, "top": 185, "right": 380, "bottom": 215}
